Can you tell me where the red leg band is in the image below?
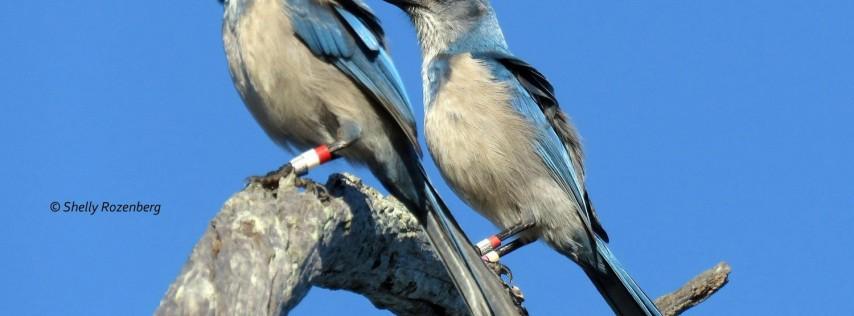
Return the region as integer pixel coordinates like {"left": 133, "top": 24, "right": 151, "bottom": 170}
{"left": 314, "top": 145, "right": 333, "bottom": 163}
{"left": 489, "top": 236, "right": 501, "bottom": 249}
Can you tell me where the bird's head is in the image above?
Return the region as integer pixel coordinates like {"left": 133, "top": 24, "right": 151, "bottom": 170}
{"left": 384, "top": 0, "right": 505, "bottom": 58}
{"left": 385, "top": 0, "right": 491, "bottom": 24}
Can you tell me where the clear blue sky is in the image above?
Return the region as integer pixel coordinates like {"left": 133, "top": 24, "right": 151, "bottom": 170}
{"left": 2, "top": 0, "right": 852, "bottom": 315}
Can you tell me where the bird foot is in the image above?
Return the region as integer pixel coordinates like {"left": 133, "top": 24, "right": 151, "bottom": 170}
{"left": 508, "top": 285, "right": 527, "bottom": 315}
{"left": 295, "top": 178, "right": 330, "bottom": 202}
{"left": 484, "top": 260, "right": 511, "bottom": 278}
{"left": 247, "top": 164, "right": 295, "bottom": 190}
{"left": 483, "top": 260, "right": 527, "bottom": 313}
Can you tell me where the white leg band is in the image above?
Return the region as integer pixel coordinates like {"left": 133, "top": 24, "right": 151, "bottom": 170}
{"left": 290, "top": 150, "right": 321, "bottom": 175}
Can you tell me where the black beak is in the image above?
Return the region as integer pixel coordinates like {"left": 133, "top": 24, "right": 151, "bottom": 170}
{"left": 384, "top": 0, "right": 421, "bottom": 9}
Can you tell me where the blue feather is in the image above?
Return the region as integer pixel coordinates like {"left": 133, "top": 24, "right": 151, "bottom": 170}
{"left": 412, "top": 1, "right": 661, "bottom": 313}
{"left": 425, "top": 56, "right": 451, "bottom": 107}
{"left": 470, "top": 53, "right": 661, "bottom": 316}
{"left": 335, "top": 6, "right": 380, "bottom": 51}
{"left": 463, "top": 52, "right": 662, "bottom": 316}
{"left": 473, "top": 55, "right": 592, "bottom": 227}
{"left": 287, "top": 0, "right": 419, "bottom": 154}
{"left": 595, "top": 236, "right": 663, "bottom": 316}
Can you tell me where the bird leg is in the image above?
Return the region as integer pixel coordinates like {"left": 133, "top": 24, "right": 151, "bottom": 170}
{"left": 476, "top": 222, "right": 536, "bottom": 279}
{"left": 249, "top": 122, "right": 361, "bottom": 190}
{"left": 477, "top": 230, "right": 535, "bottom": 312}
{"left": 481, "top": 237, "right": 536, "bottom": 264}
{"left": 474, "top": 222, "right": 536, "bottom": 256}
{"left": 481, "top": 237, "right": 537, "bottom": 291}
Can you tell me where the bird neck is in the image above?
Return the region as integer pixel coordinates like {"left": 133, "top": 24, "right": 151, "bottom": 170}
{"left": 412, "top": 9, "right": 509, "bottom": 63}
{"left": 223, "top": 0, "right": 253, "bottom": 19}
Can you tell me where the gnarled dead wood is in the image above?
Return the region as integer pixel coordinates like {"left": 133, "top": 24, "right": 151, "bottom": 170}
{"left": 156, "top": 174, "right": 729, "bottom": 315}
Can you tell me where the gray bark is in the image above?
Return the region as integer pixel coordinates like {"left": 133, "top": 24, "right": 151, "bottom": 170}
{"left": 655, "top": 262, "right": 731, "bottom": 316}
{"left": 156, "top": 173, "right": 729, "bottom": 315}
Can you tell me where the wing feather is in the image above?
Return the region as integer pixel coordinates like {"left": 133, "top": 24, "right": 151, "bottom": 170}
{"left": 474, "top": 53, "right": 609, "bottom": 241}
{"left": 289, "top": 0, "right": 420, "bottom": 154}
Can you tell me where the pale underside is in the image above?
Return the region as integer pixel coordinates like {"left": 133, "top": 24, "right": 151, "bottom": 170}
{"left": 425, "top": 54, "right": 592, "bottom": 261}
{"left": 221, "top": 0, "right": 416, "bottom": 198}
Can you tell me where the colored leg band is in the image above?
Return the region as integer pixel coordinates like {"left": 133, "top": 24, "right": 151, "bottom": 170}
{"left": 476, "top": 235, "right": 502, "bottom": 255}
{"left": 290, "top": 145, "right": 335, "bottom": 175}
{"left": 481, "top": 251, "right": 500, "bottom": 263}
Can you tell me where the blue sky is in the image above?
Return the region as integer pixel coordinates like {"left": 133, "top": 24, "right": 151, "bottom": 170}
{"left": 1, "top": 0, "right": 852, "bottom": 315}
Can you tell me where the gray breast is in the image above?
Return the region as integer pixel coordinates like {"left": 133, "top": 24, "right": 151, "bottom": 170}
{"left": 425, "top": 54, "right": 541, "bottom": 226}
{"left": 425, "top": 53, "right": 592, "bottom": 254}
{"left": 221, "top": 0, "right": 372, "bottom": 152}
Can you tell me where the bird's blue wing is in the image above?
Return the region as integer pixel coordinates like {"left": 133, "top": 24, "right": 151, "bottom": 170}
{"left": 473, "top": 53, "right": 608, "bottom": 240}
{"left": 288, "top": 0, "right": 419, "bottom": 154}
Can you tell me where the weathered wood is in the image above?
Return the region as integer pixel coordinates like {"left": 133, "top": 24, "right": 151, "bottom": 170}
{"left": 156, "top": 174, "right": 729, "bottom": 315}
{"left": 655, "top": 262, "right": 731, "bottom": 316}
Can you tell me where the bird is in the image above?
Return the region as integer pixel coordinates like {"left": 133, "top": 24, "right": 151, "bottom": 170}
{"left": 383, "top": 0, "right": 663, "bottom": 315}
{"left": 218, "top": 0, "right": 518, "bottom": 314}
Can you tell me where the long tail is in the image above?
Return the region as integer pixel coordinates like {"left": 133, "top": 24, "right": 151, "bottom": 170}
{"left": 417, "top": 170, "right": 518, "bottom": 316}
{"left": 583, "top": 236, "right": 662, "bottom": 316}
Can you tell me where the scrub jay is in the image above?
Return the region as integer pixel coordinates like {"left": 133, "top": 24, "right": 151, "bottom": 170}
{"left": 384, "top": 0, "right": 663, "bottom": 314}
{"left": 219, "top": 0, "right": 517, "bottom": 314}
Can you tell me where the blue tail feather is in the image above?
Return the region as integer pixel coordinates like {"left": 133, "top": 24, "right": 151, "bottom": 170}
{"left": 418, "top": 176, "right": 519, "bottom": 315}
{"left": 586, "top": 236, "right": 662, "bottom": 316}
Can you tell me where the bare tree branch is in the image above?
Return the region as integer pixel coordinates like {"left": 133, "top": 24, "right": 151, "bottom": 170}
{"left": 655, "top": 262, "right": 731, "bottom": 316}
{"left": 156, "top": 173, "right": 729, "bottom": 315}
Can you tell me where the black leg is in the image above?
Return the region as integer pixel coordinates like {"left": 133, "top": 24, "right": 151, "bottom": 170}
{"left": 475, "top": 222, "right": 536, "bottom": 255}
{"left": 496, "top": 237, "right": 536, "bottom": 257}
{"left": 481, "top": 237, "right": 536, "bottom": 263}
